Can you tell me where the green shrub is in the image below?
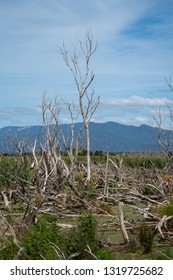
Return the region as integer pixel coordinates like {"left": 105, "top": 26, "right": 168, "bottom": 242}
{"left": 0, "top": 155, "right": 34, "bottom": 190}
{"left": 22, "top": 214, "right": 99, "bottom": 260}
{"left": 0, "top": 237, "right": 19, "bottom": 260}
{"left": 94, "top": 247, "right": 114, "bottom": 260}
{"left": 77, "top": 213, "right": 97, "bottom": 244}
{"left": 62, "top": 213, "right": 97, "bottom": 259}
{"left": 143, "top": 186, "right": 154, "bottom": 195}
{"left": 123, "top": 156, "right": 167, "bottom": 169}
{"left": 155, "top": 248, "right": 173, "bottom": 260}
{"left": 60, "top": 213, "right": 114, "bottom": 259}
{"left": 0, "top": 213, "right": 116, "bottom": 260}
{"left": 159, "top": 201, "right": 173, "bottom": 216}
{"left": 139, "top": 225, "right": 155, "bottom": 254}
{"left": 124, "top": 157, "right": 141, "bottom": 168}
{"left": 151, "top": 157, "right": 167, "bottom": 169}
{"left": 22, "top": 215, "right": 61, "bottom": 259}
{"left": 157, "top": 201, "right": 173, "bottom": 231}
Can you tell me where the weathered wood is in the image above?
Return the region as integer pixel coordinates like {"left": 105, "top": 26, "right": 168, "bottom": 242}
{"left": 56, "top": 223, "right": 75, "bottom": 230}
{"left": 118, "top": 201, "right": 129, "bottom": 244}
{"left": 1, "top": 191, "right": 11, "bottom": 211}
{"left": 155, "top": 215, "right": 173, "bottom": 239}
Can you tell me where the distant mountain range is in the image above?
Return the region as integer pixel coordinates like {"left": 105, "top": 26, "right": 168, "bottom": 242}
{"left": 0, "top": 122, "right": 171, "bottom": 154}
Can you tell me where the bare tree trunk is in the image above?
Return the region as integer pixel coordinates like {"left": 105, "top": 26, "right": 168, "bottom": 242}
{"left": 86, "top": 124, "right": 91, "bottom": 182}
{"left": 59, "top": 30, "right": 99, "bottom": 183}
{"left": 118, "top": 202, "right": 129, "bottom": 244}
{"left": 1, "top": 191, "right": 11, "bottom": 211}
{"left": 104, "top": 152, "right": 109, "bottom": 198}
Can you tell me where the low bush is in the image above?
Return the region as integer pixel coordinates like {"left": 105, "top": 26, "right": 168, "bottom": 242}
{"left": 157, "top": 201, "right": 173, "bottom": 231}
{"left": 155, "top": 248, "right": 173, "bottom": 260}
{"left": 61, "top": 213, "right": 114, "bottom": 259}
{"left": 158, "top": 201, "right": 173, "bottom": 216}
{"left": 22, "top": 215, "right": 61, "bottom": 260}
{"left": 61, "top": 213, "right": 98, "bottom": 259}
{"left": 138, "top": 225, "right": 155, "bottom": 254}
{"left": 0, "top": 213, "right": 114, "bottom": 260}
{"left": 0, "top": 237, "right": 19, "bottom": 260}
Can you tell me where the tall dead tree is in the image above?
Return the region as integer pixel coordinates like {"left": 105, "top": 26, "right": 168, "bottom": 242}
{"left": 59, "top": 30, "right": 100, "bottom": 182}
{"left": 153, "top": 78, "right": 173, "bottom": 159}
{"left": 39, "top": 94, "right": 90, "bottom": 208}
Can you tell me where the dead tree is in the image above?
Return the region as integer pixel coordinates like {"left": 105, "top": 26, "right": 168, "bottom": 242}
{"left": 153, "top": 77, "right": 173, "bottom": 160}
{"left": 153, "top": 107, "right": 173, "bottom": 160}
{"left": 59, "top": 30, "right": 100, "bottom": 183}
{"left": 30, "top": 94, "right": 90, "bottom": 209}
{"left": 118, "top": 202, "right": 129, "bottom": 244}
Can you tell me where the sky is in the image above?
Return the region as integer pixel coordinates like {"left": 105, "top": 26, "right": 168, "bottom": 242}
{"left": 0, "top": 0, "right": 173, "bottom": 128}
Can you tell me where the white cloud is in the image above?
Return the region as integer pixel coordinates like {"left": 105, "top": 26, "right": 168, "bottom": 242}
{"left": 0, "top": 0, "right": 173, "bottom": 127}
{"left": 118, "top": 116, "right": 150, "bottom": 126}
{"left": 103, "top": 96, "right": 173, "bottom": 107}
{"left": 0, "top": 107, "right": 42, "bottom": 127}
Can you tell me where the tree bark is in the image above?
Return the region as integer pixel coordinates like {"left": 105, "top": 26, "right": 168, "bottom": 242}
{"left": 118, "top": 201, "right": 129, "bottom": 244}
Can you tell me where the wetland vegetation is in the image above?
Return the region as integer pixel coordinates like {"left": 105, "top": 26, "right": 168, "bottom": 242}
{"left": 0, "top": 153, "right": 173, "bottom": 260}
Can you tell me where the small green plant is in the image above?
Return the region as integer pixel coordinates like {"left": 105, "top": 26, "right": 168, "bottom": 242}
{"left": 0, "top": 237, "right": 19, "bottom": 260}
{"left": 159, "top": 201, "right": 173, "bottom": 216}
{"left": 143, "top": 186, "right": 154, "bottom": 196}
{"left": 155, "top": 248, "right": 173, "bottom": 260}
{"left": 138, "top": 225, "right": 155, "bottom": 254}
{"left": 94, "top": 247, "right": 114, "bottom": 260}
{"left": 97, "top": 201, "right": 115, "bottom": 215}
{"left": 157, "top": 201, "right": 173, "bottom": 231}
{"left": 77, "top": 213, "right": 97, "bottom": 243}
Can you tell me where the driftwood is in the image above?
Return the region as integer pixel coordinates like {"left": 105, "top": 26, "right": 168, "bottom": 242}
{"left": 1, "top": 191, "right": 11, "bottom": 211}
{"left": 126, "top": 204, "right": 159, "bottom": 220}
{"left": 118, "top": 202, "right": 129, "bottom": 243}
{"left": 155, "top": 215, "right": 173, "bottom": 239}
{"left": 56, "top": 223, "right": 75, "bottom": 230}
{"left": 84, "top": 245, "right": 99, "bottom": 260}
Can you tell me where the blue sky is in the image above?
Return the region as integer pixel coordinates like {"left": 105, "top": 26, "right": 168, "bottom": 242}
{"left": 0, "top": 0, "right": 173, "bottom": 128}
